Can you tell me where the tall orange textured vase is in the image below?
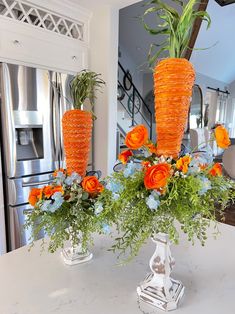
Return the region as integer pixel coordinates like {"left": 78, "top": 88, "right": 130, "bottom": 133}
{"left": 154, "top": 58, "right": 195, "bottom": 158}
{"left": 62, "top": 109, "right": 92, "bottom": 177}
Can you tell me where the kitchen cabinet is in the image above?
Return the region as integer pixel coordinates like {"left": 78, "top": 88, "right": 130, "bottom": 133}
{"left": 0, "top": 0, "right": 91, "bottom": 73}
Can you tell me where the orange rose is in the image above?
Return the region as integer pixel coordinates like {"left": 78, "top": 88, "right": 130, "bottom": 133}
{"left": 82, "top": 176, "right": 104, "bottom": 194}
{"left": 119, "top": 150, "right": 133, "bottom": 164}
{"left": 125, "top": 125, "right": 148, "bottom": 150}
{"left": 28, "top": 188, "right": 42, "bottom": 206}
{"left": 145, "top": 143, "right": 157, "bottom": 155}
{"left": 215, "top": 125, "right": 231, "bottom": 149}
{"left": 43, "top": 185, "right": 54, "bottom": 198}
{"left": 144, "top": 163, "right": 171, "bottom": 190}
{"left": 176, "top": 155, "right": 192, "bottom": 174}
{"left": 209, "top": 163, "right": 222, "bottom": 176}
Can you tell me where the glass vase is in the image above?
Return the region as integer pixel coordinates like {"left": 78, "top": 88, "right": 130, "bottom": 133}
{"left": 61, "top": 233, "right": 93, "bottom": 266}
{"left": 137, "top": 233, "right": 184, "bottom": 311}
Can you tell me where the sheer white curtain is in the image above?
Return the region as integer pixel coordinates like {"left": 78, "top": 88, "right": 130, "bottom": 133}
{"left": 207, "top": 91, "right": 218, "bottom": 130}
{"left": 227, "top": 99, "right": 235, "bottom": 138}
{"left": 215, "top": 92, "right": 229, "bottom": 125}
{"left": 207, "top": 91, "right": 229, "bottom": 156}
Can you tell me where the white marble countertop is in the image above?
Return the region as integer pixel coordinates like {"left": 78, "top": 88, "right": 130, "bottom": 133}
{"left": 0, "top": 222, "right": 235, "bottom": 314}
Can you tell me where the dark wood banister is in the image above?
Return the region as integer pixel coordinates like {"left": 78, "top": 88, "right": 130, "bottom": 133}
{"left": 118, "top": 61, "right": 153, "bottom": 140}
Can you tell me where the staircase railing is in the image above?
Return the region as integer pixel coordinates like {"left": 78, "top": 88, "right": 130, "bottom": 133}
{"left": 118, "top": 61, "right": 153, "bottom": 140}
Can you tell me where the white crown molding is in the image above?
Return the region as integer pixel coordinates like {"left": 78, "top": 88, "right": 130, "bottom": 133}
{"left": 24, "top": 0, "right": 92, "bottom": 22}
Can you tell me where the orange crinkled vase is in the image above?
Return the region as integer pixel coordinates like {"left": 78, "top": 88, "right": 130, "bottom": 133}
{"left": 154, "top": 58, "right": 195, "bottom": 158}
{"left": 62, "top": 109, "right": 92, "bottom": 177}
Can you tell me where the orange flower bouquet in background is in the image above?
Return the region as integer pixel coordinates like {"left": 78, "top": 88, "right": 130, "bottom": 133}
{"left": 214, "top": 125, "right": 231, "bottom": 149}
{"left": 25, "top": 170, "right": 106, "bottom": 258}
{"left": 99, "top": 124, "right": 235, "bottom": 260}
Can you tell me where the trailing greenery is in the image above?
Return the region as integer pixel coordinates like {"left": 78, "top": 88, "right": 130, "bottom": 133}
{"left": 97, "top": 124, "right": 235, "bottom": 262}
{"left": 70, "top": 70, "right": 105, "bottom": 114}
{"left": 25, "top": 198, "right": 99, "bottom": 253}
{"left": 99, "top": 164, "right": 235, "bottom": 262}
{"left": 141, "top": 0, "right": 211, "bottom": 66}
{"left": 25, "top": 170, "right": 106, "bottom": 253}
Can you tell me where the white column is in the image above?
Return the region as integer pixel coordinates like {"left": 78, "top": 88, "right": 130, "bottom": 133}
{"left": 89, "top": 6, "right": 119, "bottom": 177}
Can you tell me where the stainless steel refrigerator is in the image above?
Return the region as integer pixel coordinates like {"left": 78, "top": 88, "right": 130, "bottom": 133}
{"left": 0, "top": 63, "right": 93, "bottom": 251}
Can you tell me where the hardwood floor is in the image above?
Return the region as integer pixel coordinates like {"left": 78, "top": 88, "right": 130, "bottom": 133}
{"left": 216, "top": 203, "right": 235, "bottom": 227}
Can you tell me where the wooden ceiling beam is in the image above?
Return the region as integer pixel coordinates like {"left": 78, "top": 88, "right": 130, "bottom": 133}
{"left": 184, "top": 0, "right": 209, "bottom": 60}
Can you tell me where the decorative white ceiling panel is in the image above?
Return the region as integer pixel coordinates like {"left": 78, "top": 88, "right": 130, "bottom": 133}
{"left": 0, "top": 0, "right": 85, "bottom": 41}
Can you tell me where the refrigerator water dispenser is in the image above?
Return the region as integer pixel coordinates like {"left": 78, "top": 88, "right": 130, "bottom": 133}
{"left": 16, "top": 127, "right": 44, "bottom": 161}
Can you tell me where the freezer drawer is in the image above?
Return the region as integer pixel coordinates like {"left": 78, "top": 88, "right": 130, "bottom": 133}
{"left": 8, "top": 204, "right": 45, "bottom": 251}
{"left": 7, "top": 173, "right": 53, "bottom": 206}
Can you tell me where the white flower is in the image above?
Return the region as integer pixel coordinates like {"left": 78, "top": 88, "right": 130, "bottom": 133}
{"left": 159, "top": 155, "right": 166, "bottom": 163}
{"left": 167, "top": 157, "right": 173, "bottom": 163}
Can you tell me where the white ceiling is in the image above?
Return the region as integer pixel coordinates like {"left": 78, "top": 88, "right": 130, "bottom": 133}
{"left": 75, "top": 0, "right": 142, "bottom": 9}
{"left": 119, "top": 0, "right": 235, "bottom": 83}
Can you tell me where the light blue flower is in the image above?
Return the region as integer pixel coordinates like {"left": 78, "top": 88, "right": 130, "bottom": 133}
{"left": 143, "top": 149, "right": 151, "bottom": 158}
{"left": 41, "top": 200, "right": 52, "bottom": 212}
{"left": 102, "top": 223, "right": 111, "bottom": 234}
{"left": 187, "top": 164, "right": 200, "bottom": 174}
{"left": 54, "top": 171, "right": 66, "bottom": 184}
{"left": 123, "top": 161, "right": 142, "bottom": 178}
{"left": 199, "top": 177, "right": 212, "bottom": 196}
{"left": 64, "top": 172, "right": 81, "bottom": 186}
{"left": 146, "top": 191, "right": 161, "bottom": 211}
{"left": 112, "top": 193, "right": 120, "bottom": 200}
{"left": 94, "top": 202, "right": 104, "bottom": 216}
{"left": 46, "top": 192, "right": 64, "bottom": 212}
{"left": 106, "top": 179, "right": 123, "bottom": 194}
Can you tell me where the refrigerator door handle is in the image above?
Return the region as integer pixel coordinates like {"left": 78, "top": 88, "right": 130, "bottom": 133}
{"left": 22, "top": 178, "right": 53, "bottom": 187}
{"left": 1, "top": 64, "right": 17, "bottom": 178}
{"left": 58, "top": 80, "right": 65, "bottom": 163}
{"left": 9, "top": 206, "right": 21, "bottom": 250}
{"left": 51, "top": 77, "right": 60, "bottom": 169}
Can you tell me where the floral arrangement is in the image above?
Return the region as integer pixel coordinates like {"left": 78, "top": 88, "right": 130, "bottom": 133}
{"left": 25, "top": 170, "right": 106, "bottom": 253}
{"left": 99, "top": 124, "right": 235, "bottom": 260}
